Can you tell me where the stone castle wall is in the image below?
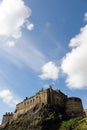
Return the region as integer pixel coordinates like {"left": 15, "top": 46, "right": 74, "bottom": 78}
{"left": 1, "top": 86, "right": 84, "bottom": 124}
{"left": 13, "top": 89, "right": 48, "bottom": 118}
{"left": 2, "top": 112, "right": 13, "bottom": 125}
{"left": 66, "top": 97, "right": 83, "bottom": 117}
{"left": 13, "top": 87, "right": 84, "bottom": 119}
{"left": 13, "top": 87, "right": 67, "bottom": 118}
{"left": 51, "top": 89, "right": 67, "bottom": 107}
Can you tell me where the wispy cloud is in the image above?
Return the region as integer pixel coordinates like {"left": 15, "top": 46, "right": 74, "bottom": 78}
{"left": 39, "top": 61, "right": 59, "bottom": 80}
{"left": 0, "top": 0, "right": 33, "bottom": 46}
{"left": 0, "top": 70, "right": 21, "bottom": 108}
{"left": 0, "top": 41, "right": 47, "bottom": 71}
{"left": 61, "top": 12, "right": 87, "bottom": 89}
{"left": 6, "top": 40, "right": 15, "bottom": 47}
{"left": 0, "top": 0, "right": 44, "bottom": 71}
{"left": 0, "top": 89, "right": 20, "bottom": 108}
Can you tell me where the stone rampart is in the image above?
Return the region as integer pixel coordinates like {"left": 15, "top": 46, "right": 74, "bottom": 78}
{"left": 13, "top": 89, "right": 48, "bottom": 118}
{"left": 13, "top": 87, "right": 67, "bottom": 118}
{"left": 66, "top": 97, "right": 83, "bottom": 117}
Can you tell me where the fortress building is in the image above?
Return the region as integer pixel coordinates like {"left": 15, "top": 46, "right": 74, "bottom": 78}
{"left": 13, "top": 86, "right": 67, "bottom": 118}
{"left": 1, "top": 86, "right": 84, "bottom": 125}
{"left": 1, "top": 112, "right": 13, "bottom": 127}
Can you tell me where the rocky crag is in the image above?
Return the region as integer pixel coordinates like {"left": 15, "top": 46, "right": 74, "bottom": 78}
{"left": 0, "top": 104, "right": 65, "bottom": 130}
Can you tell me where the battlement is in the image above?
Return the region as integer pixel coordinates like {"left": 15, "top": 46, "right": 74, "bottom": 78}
{"left": 2, "top": 112, "right": 13, "bottom": 125}
{"left": 3, "top": 112, "right": 13, "bottom": 116}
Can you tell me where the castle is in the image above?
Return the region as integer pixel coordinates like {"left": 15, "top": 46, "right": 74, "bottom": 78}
{"left": 1, "top": 86, "right": 84, "bottom": 126}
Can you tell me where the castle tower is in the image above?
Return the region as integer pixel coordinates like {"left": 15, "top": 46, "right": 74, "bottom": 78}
{"left": 65, "top": 97, "right": 83, "bottom": 117}
{"left": 2, "top": 112, "right": 13, "bottom": 125}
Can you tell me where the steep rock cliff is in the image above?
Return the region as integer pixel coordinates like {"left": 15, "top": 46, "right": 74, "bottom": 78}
{"left": 0, "top": 104, "right": 86, "bottom": 130}
{"left": 0, "top": 104, "right": 65, "bottom": 130}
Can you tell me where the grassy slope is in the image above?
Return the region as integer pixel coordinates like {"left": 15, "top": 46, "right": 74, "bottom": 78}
{"left": 59, "top": 117, "right": 87, "bottom": 130}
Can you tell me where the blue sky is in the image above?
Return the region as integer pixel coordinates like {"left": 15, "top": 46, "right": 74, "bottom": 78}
{"left": 0, "top": 0, "right": 87, "bottom": 123}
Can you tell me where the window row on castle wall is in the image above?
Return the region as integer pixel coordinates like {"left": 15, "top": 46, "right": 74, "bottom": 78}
{"left": 24, "top": 96, "right": 40, "bottom": 106}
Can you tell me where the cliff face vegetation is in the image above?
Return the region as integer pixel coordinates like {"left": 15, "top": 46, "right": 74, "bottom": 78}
{"left": 0, "top": 104, "right": 87, "bottom": 130}
{"left": 59, "top": 117, "right": 87, "bottom": 130}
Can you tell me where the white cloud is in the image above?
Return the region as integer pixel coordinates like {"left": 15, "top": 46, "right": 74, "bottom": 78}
{"left": 0, "top": 1, "right": 45, "bottom": 71}
{"left": 84, "top": 12, "right": 87, "bottom": 21}
{"left": 0, "top": 0, "right": 33, "bottom": 46}
{"left": 61, "top": 23, "right": 87, "bottom": 89}
{"left": 0, "top": 89, "right": 20, "bottom": 108}
{"left": 39, "top": 61, "right": 59, "bottom": 80}
{"left": 27, "top": 23, "right": 34, "bottom": 31}
{"left": 6, "top": 41, "right": 15, "bottom": 47}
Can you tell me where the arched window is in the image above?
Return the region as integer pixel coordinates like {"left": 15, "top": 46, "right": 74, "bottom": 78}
{"left": 30, "top": 100, "right": 32, "bottom": 104}
{"left": 24, "top": 102, "right": 26, "bottom": 105}
{"left": 27, "top": 101, "right": 29, "bottom": 105}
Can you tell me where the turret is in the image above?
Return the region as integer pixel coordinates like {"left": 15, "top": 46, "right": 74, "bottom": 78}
{"left": 65, "top": 97, "right": 84, "bottom": 117}
{"left": 2, "top": 112, "right": 13, "bottom": 125}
